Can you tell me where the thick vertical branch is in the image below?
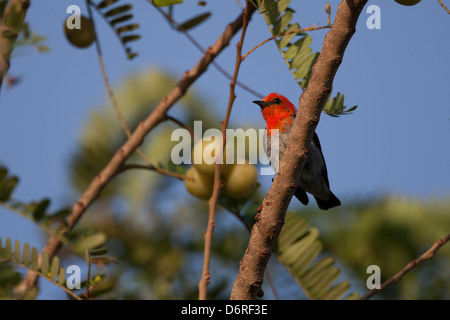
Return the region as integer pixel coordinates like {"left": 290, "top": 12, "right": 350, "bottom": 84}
{"left": 230, "top": 0, "right": 368, "bottom": 300}
{"left": 14, "top": 4, "right": 256, "bottom": 296}
{"left": 0, "top": 0, "right": 30, "bottom": 90}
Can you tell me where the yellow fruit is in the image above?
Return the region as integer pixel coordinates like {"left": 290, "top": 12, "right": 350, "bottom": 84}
{"left": 394, "top": 0, "right": 421, "bottom": 6}
{"left": 192, "top": 137, "right": 232, "bottom": 177}
{"left": 222, "top": 162, "right": 258, "bottom": 199}
{"left": 220, "top": 162, "right": 235, "bottom": 178}
{"left": 184, "top": 166, "right": 214, "bottom": 200}
{"left": 64, "top": 15, "right": 95, "bottom": 49}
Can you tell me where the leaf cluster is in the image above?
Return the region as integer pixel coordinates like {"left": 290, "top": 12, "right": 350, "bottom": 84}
{"left": 91, "top": 0, "right": 141, "bottom": 59}
{"left": 0, "top": 166, "right": 114, "bottom": 299}
{"left": 261, "top": 0, "right": 357, "bottom": 116}
{"left": 276, "top": 212, "right": 359, "bottom": 300}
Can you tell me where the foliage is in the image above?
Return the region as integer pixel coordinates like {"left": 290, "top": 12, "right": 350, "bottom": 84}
{"left": 261, "top": 0, "right": 357, "bottom": 116}
{"left": 0, "top": 166, "right": 112, "bottom": 299}
{"left": 90, "top": 0, "right": 141, "bottom": 59}
{"left": 1, "top": 0, "right": 448, "bottom": 301}
{"left": 65, "top": 68, "right": 363, "bottom": 299}
{"left": 309, "top": 197, "right": 450, "bottom": 299}
{"left": 276, "top": 211, "right": 359, "bottom": 300}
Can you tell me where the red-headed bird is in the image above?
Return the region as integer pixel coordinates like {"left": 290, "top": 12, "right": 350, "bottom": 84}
{"left": 253, "top": 93, "right": 341, "bottom": 210}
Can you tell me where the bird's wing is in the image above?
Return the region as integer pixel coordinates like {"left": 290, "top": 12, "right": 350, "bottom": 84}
{"left": 312, "top": 132, "right": 330, "bottom": 188}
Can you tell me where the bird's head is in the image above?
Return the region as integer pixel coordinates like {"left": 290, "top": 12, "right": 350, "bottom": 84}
{"left": 252, "top": 93, "right": 296, "bottom": 135}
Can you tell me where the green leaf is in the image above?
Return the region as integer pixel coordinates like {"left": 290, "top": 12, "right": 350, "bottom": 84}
{"left": 121, "top": 34, "right": 141, "bottom": 44}
{"left": 307, "top": 267, "right": 340, "bottom": 299}
{"left": 104, "top": 5, "right": 132, "bottom": 18}
{"left": 73, "top": 233, "right": 107, "bottom": 254}
{"left": 41, "top": 251, "right": 49, "bottom": 274}
{"left": 0, "top": 167, "right": 7, "bottom": 181}
{"left": 5, "top": 238, "right": 12, "bottom": 256}
{"left": 22, "top": 242, "right": 30, "bottom": 266}
{"left": 58, "top": 267, "right": 66, "bottom": 285}
{"left": 127, "top": 51, "right": 139, "bottom": 60}
{"left": 323, "top": 91, "right": 357, "bottom": 117}
{"left": 290, "top": 241, "right": 322, "bottom": 276}
{"left": 13, "top": 239, "right": 20, "bottom": 262}
{"left": 33, "top": 198, "right": 50, "bottom": 221}
{"left": 45, "top": 207, "right": 72, "bottom": 222}
{"left": 279, "top": 228, "right": 319, "bottom": 265}
{"left": 272, "top": 10, "right": 293, "bottom": 35}
{"left": 290, "top": 46, "right": 312, "bottom": 69}
{"left": 178, "top": 12, "right": 211, "bottom": 31}
{"left": 50, "top": 256, "right": 59, "bottom": 281}
{"left": 0, "top": 176, "right": 19, "bottom": 201}
{"left": 321, "top": 281, "right": 351, "bottom": 300}
{"left": 295, "top": 52, "right": 318, "bottom": 80}
{"left": 343, "top": 292, "right": 361, "bottom": 300}
{"left": 90, "top": 248, "right": 109, "bottom": 256}
{"left": 278, "top": 23, "right": 300, "bottom": 49}
{"left": 31, "top": 247, "right": 39, "bottom": 270}
{"left": 266, "top": 0, "right": 291, "bottom": 24}
{"left": 153, "top": 0, "right": 183, "bottom": 7}
{"left": 301, "top": 256, "right": 335, "bottom": 285}
{"left": 276, "top": 213, "right": 357, "bottom": 300}
{"left": 109, "top": 14, "right": 133, "bottom": 27}
{"left": 97, "top": 0, "right": 120, "bottom": 8}
{"left": 277, "top": 218, "right": 308, "bottom": 251}
{"left": 116, "top": 23, "right": 139, "bottom": 34}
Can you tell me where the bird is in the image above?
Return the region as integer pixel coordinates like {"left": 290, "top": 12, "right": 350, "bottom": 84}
{"left": 252, "top": 92, "right": 341, "bottom": 210}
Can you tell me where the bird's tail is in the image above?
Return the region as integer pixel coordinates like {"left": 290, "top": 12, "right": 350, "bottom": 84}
{"left": 314, "top": 192, "right": 341, "bottom": 210}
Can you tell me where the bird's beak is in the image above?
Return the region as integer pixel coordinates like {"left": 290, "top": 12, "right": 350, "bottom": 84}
{"left": 252, "top": 100, "right": 268, "bottom": 109}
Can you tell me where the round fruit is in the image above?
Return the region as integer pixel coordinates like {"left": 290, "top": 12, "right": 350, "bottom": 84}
{"left": 192, "top": 137, "right": 231, "bottom": 177}
{"left": 64, "top": 15, "right": 95, "bottom": 49}
{"left": 184, "top": 166, "right": 214, "bottom": 200}
{"left": 394, "top": 0, "right": 421, "bottom": 6}
{"left": 222, "top": 162, "right": 258, "bottom": 199}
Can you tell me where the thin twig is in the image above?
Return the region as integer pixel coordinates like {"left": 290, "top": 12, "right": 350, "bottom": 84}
{"left": 149, "top": 0, "right": 263, "bottom": 99}
{"left": 438, "top": 0, "right": 450, "bottom": 15}
{"left": 118, "top": 163, "right": 184, "bottom": 180}
{"left": 256, "top": 3, "right": 332, "bottom": 87}
{"left": 87, "top": 0, "right": 131, "bottom": 59}
{"left": 0, "top": 0, "right": 30, "bottom": 91}
{"left": 241, "top": 24, "right": 330, "bottom": 62}
{"left": 12, "top": 261, "right": 82, "bottom": 300}
{"left": 265, "top": 269, "right": 279, "bottom": 300}
{"left": 165, "top": 114, "right": 195, "bottom": 139}
{"left": 87, "top": 0, "right": 184, "bottom": 180}
{"left": 14, "top": 4, "right": 257, "bottom": 296}
{"left": 85, "top": 250, "right": 92, "bottom": 299}
{"left": 360, "top": 233, "right": 450, "bottom": 300}
{"left": 198, "top": 1, "right": 252, "bottom": 300}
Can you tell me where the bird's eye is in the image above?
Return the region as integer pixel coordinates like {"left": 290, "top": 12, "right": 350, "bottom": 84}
{"left": 274, "top": 98, "right": 281, "bottom": 104}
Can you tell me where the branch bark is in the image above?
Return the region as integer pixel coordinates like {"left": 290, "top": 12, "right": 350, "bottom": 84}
{"left": 198, "top": 0, "right": 252, "bottom": 300}
{"left": 360, "top": 233, "right": 450, "bottom": 300}
{"left": 0, "top": 0, "right": 30, "bottom": 91}
{"left": 230, "top": 0, "right": 368, "bottom": 300}
{"left": 14, "top": 3, "right": 257, "bottom": 295}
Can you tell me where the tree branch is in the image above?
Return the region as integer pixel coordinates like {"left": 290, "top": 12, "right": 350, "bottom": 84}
{"left": 198, "top": 0, "right": 253, "bottom": 300}
{"left": 0, "top": 0, "right": 30, "bottom": 91}
{"left": 230, "top": 0, "right": 368, "bottom": 300}
{"left": 13, "top": 3, "right": 257, "bottom": 296}
{"left": 360, "top": 233, "right": 450, "bottom": 300}
{"left": 149, "top": 0, "right": 263, "bottom": 98}
{"left": 437, "top": 0, "right": 450, "bottom": 15}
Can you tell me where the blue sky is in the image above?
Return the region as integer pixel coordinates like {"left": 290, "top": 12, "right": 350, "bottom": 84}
{"left": 0, "top": 0, "right": 449, "bottom": 299}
